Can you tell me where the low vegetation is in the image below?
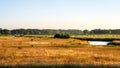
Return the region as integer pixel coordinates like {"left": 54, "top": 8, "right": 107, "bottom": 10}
{"left": 54, "top": 34, "right": 70, "bottom": 38}
{"left": 108, "top": 40, "right": 120, "bottom": 45}
{"left": 0, "top": 36, "right": 120, "bottom": 67}
{"left": 73, "top": 34, "right": 120, "bottom": 41}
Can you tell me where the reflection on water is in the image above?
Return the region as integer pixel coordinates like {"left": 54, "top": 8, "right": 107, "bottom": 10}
{"left": 88, "top": 41, "right": 110, "bottom": 45}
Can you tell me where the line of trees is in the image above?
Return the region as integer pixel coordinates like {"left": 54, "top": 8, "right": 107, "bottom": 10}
{"left": 0, "top": 28, "right": 120, "bottom": 35}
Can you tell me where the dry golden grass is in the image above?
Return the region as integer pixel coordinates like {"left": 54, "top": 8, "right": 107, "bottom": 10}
{"left": 0, "top": 36, "right": 89, "bottom": 46}
{"left": 0, "top": 36, "right": 120, "bottom": 66}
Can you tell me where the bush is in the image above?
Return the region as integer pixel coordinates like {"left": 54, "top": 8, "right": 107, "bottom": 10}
{"left": 54, "top": 34, "right": 70, "bottom": 39}
{"left": 54, "top": 34, "right": 61, "bottom": 38}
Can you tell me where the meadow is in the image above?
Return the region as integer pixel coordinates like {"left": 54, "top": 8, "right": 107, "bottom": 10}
{"left": 24, "top": 34, "right": 120, "bottom": 40}
{"left": 73, "top": 34, "right": 120, "bottom": 40}
{"left": 0, "top": 36, "right": 120, "bottom": 67}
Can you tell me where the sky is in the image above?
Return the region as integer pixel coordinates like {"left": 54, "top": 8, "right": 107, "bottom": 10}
{"left": 0, "top": 0, "right": 120, "bottom": 30}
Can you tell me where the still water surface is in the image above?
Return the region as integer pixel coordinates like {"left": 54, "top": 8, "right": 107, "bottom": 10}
{"left": 88, "top": 41, "right": 110, "bottom": 45}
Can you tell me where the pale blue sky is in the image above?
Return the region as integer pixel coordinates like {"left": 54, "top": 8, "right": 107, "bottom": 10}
{"left": 0, "top": 0, "right": 120, "bottom": 30}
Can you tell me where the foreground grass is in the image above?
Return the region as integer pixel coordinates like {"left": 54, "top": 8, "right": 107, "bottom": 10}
{"left": 0, "top": 64, "right": 120, "bottom": 68}
{"left": 0, "top": 46, "right": 120, "bottom": 66}
{"left": 0, "top": 36, "right": 120, "bottom": 67}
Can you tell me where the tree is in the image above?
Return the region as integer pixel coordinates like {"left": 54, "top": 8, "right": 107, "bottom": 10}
{"left": 90, "top": 31, "right": 94, "bottom": 34}
{"left": 0, "top": 28, "right": 2, "bottom": 35}
{"left": 83, "top": 30, "right": 89, "bottom": 35}
{"left": 2, "top": 29, "right": 11, "bottom": 35}
{"left": 108, "top": 30, "right": 111, "bottom": 34}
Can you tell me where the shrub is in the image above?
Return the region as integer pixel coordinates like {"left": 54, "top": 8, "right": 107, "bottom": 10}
{"left": 54, "top": 33, "right": 70, "bottom": 39}
{"left": 64, "top": 34, "right": 70, "bottom": 38}
{"left": 54, "top": 33, "right": 61, "bottom": 38}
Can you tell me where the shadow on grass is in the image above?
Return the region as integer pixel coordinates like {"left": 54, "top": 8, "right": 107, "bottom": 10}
{"left": 0, "top": 64, "right": 120, "bottom": 68}
{"left": 4, "top": 45, "right": 85, "bottom": 49}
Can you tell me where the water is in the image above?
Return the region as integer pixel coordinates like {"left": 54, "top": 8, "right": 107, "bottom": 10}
{"left": 88, "top": 41, "right": 110, "bottom": 45}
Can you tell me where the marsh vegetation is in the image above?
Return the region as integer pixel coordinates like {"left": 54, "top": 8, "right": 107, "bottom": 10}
{"left": 0, "top": 36, "right": 120, "bottom": 67}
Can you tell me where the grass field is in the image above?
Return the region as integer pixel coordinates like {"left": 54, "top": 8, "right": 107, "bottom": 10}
{"left": 23, "top": 34, "right": 120, "bottom": 40}
{"left": 0, "top": 36, "right": 120, "bottom": 67}
{"left": 24, "top": 35, "right": 54, "bottom": 38}
{"left": 73, "top": 34, "right": 120, "bottom": 39}
{"left": 17, "top": 34, "right": 120, "bottom": 39}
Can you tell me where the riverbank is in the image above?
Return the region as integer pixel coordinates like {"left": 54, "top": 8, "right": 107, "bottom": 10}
{"left": 74, "top": 37, "right": 120, "bottom": 41}
{"left": 74, "top": 35, "right": 120, "bottom": 45}
{"left": 108, "top": 40, "right": 120, "bottom": 45}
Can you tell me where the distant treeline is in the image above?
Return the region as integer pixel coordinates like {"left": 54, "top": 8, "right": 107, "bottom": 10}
{"left": 0, "top": 28, "right": 120, "bottom": 35}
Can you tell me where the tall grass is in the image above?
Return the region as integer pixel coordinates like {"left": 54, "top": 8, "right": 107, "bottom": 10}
{"left": 0, "top": 36, "right": 120, "bottom": 67}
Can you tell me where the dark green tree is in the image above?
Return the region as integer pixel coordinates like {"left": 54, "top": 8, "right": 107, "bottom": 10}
{"left": 2, "top": 29, "right": 11, "bottom": 35}
{"left": 83, "top": 30, "right": 89, "bottom": 35}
